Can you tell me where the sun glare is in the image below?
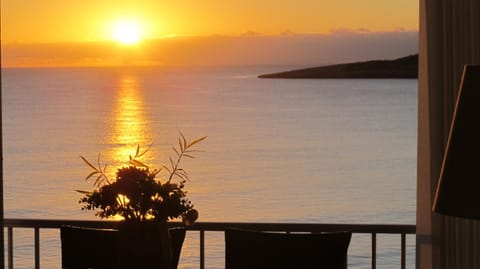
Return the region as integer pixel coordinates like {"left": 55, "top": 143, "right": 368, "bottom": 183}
{"left": 112, "top": 21, "right": 142, "bottom": 45}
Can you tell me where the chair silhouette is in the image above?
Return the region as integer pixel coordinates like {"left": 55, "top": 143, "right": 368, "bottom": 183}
{"left": 61, "top": 225, "right": 186, "bottom": 269}
{"left": 60, "top": 226, "right": 118, "bottom": 269}
{"left": 225, "top": 228, "right": 352, "bottom": 269}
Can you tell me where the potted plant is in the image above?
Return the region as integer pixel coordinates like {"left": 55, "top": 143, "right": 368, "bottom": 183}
{"left": 77, "top": 133, "right": 206, "bottom": 269}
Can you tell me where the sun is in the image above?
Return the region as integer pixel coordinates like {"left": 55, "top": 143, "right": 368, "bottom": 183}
{"left": 112, "top": 21, "right": 142, "bottom": 45}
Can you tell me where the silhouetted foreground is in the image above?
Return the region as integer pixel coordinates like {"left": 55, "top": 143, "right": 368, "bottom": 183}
{"left": 259, "top": 54, "right": 418, "bottom": 79}
{"left": 225, "top": 228, "right": 351, "bottom": 269}
{"left": 5, "top": 218, "right": 415, "bottom": 268}
{"left": 60, "top": 225, "right": 185, "bottom": 269}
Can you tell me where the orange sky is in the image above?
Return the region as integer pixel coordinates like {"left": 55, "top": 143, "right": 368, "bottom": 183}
{"left": 1, "top": 1, "right": 418, "bottom": 44}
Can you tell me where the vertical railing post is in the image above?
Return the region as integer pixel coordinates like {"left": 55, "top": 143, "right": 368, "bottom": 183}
{"left": 199, "top": 230, "right": 205, "bottom": 269}
{"left": 371, "top": 232, "right": 376, "bottom": 269}
{"left": 7, "top": 227, "right": 12, "bottom": 269}
{"left": 401, "top": 233, "right": 406, "bottom": 269}
{"left": 34, "top": 227, "right": 40, "bottom": 269}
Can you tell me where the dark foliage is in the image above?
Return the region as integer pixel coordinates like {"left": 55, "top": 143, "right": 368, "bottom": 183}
{"left": 78, "top": 134, "right": 206, "bottom": 224}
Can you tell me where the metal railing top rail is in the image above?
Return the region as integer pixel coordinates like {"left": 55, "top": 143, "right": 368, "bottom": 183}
{"left": 4, "top": 218, "right": 416, "bottom": 269}
{"left": 4, "top": 218, "right": 416, "bottom": 234}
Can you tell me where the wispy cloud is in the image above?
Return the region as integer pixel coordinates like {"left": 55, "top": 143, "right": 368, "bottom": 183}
{"left": 2, "top": 30, "right": 418, "bottom": 68}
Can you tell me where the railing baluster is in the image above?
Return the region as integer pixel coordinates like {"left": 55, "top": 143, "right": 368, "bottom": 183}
{"left": 8, "top": 226, "right": 13, "bottom": 269}
{"left": 200, "top": 230, "right": 205, "bottom": 269}
{"left": 401, "top": 233, "right": 406, "bottom": 269}
{"left": 34, "top": 227, "right": 40, "bottom": 269}
{"left": 3, "top": 219, "right": 415, "bottom": 269}
{"left": 371, "top": 232, "right": 376, "bottom": 269}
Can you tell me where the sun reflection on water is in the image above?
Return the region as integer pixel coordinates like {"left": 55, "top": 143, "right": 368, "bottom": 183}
{"left": 105, "top": 74, "right": 154, "bottom": 174}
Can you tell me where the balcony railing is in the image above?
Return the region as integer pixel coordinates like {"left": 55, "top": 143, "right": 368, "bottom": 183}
{"left": 4, "top": 218, "right": 416, "bottom": 269}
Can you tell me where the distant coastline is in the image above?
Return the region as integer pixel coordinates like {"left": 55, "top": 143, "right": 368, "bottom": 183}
{"left": 258, "top": 54, "right": 418, "bottom": 79}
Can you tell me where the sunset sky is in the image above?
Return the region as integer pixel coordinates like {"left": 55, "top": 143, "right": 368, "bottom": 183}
{"left": 1, "top": 1, "right": 419, "bottom": 67}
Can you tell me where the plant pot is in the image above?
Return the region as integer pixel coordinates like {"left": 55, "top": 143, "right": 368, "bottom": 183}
{"left": 117, "top": 221, "right": 186, "bottom": 269}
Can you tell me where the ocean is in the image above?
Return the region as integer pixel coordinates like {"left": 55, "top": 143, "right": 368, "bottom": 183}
{"left": 2, "top": 66, "right": 417, "bottom": 268}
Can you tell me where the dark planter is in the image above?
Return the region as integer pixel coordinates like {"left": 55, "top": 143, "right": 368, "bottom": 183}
{"left": 61, "top": 223, "right": 186, "bottom": 269}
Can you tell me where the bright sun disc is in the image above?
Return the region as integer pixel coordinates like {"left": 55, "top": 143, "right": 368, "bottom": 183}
{"left": 112, "top": 21, "right": 141, "bottom": 45}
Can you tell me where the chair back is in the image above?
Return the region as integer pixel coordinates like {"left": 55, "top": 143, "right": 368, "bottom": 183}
{"left": 225, "top": 228, "right": 352, "bottom": 269}
{"left": 60, "top": 226, "right": 118, "bottom": 269}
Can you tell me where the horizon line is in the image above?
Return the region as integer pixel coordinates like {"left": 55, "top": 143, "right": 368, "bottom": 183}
{"left": 1, "top": 29, "right": 419, "bottom": 46}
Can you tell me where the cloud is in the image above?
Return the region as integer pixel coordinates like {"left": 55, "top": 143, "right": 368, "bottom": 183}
{"left": 2, "top": 30, "right": 418, "bottom": 67}
{"left": 280, "top": 30, "right": 296, "bottom": 36}
{"left": 240, "top": 30, "right": 262, "bottom": 37}
{"left": 328, "top": 28, "right": 372, "bottom": 34}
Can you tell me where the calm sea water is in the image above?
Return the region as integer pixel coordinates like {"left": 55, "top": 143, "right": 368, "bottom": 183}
{"left": 2, "top": 66, "right": 417, "bottom": 268}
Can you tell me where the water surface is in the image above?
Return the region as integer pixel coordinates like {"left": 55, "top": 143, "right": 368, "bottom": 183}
{"left": 2, "top": 66, "right": 417, "bottom": 268}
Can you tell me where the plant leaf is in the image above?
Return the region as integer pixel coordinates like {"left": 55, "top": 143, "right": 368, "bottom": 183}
{"left": 169, "top": 156, "right": 175, "bottom": 169}
{"left": 172, "top": 146, "right": 180, "bottom": 156}
{"left": 184, "top": 149, "right": 204, "bottom": 153}
{"left": 174, "top": 172, "right": 186, "bottom": 180}
{"left": 187, "top": 136, "right": 207, "bottom": 148}
{"left": 179, "top": 132, "right": 187, "bottom": 150}
{"left": 152, "top": 168, "right": 162, "bottom": 176}
{"left": 76, "top": 190, "right": 93, "bottom": 195}
{"left": 178, "top": 138, "right": 184, "bottom": 152}
{"left": 137, "top": 144, "right": 152, "bottom": 158}
{"left": 85, "top": 171, "right": 99, "bottom": 181}
{"left": 80, "top": 156, "right": 97, "bottom": 171}
{"left": 97, "top": 153, "right": 102, "bottom": 169}
{"left": 131, "top": 159, "right": 148, "bottom": 168}
{"left": 176, "top": 170, "right": 188, "bottom": 177}
{"left": 94, "top": 173, "right": 103, "bottom": 186}
{"left": 162, "top": 165, "right": 172, "bottom": 174}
